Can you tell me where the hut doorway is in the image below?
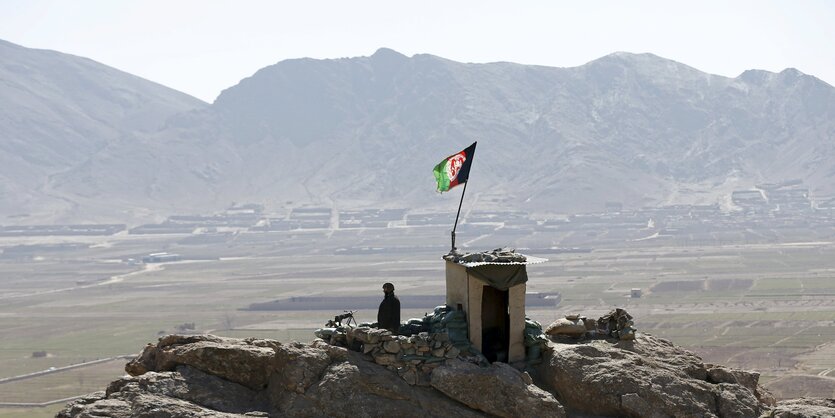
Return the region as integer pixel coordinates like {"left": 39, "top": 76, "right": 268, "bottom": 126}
{"left": 481, "top": 286, "right": 510, "bottom": 362}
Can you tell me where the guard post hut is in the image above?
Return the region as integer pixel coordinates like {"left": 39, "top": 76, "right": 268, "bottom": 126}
{"left": 444, "top": 250, "right": 547, "bottom": 363}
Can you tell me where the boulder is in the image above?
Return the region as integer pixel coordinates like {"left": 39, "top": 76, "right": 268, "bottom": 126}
{"left": 287, "top": 351, "right": 484, "bottom": 418}
{"left": 383, "top": 339, "right": 402, "bottom": 353}
{"left": 57, "top": 374, "right": 266, "bottom": 418}
{"left": 707, "top": 364, "right": 775, "bottom": 407}
{"left": 431, "top": 359, "right": 566, "bottom": 418}
{"left": 536, "top": 334, "right": 764, "bottom": 418}
{"left": 125, "top": 334, "right": 276, "bottom": 390}
{"left": 272, "top": 340, "right": 335, "bottom": 394}
{"left": 107, "top": 366, "right": 268, "bottom": 414}
{"left": 767, "top": 398, "right": 835, "bottom": 418}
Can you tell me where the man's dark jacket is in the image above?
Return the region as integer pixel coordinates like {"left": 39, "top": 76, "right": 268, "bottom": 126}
{"left": 377, "top": 293, "right": 401, "bottom": 333}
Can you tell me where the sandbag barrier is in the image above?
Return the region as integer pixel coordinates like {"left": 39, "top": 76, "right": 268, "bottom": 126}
{"left": 544, "top": 308, "right": 638, "bottom": 341}
{"left": 523, "top": 318, "right": 549, "bottom": 364}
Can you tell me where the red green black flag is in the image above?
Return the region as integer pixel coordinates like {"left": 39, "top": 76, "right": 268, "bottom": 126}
{"left": 433, "top": 142, "right": 477, "bottom": 192}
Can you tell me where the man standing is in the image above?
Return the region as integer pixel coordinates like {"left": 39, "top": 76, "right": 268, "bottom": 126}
{"left": 377, "top": 282, "right": 400, "bottom": 334}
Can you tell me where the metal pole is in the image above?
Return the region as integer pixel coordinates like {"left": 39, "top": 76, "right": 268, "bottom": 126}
{"left": 451, "top": 180, "right": 468, "bottom": 251}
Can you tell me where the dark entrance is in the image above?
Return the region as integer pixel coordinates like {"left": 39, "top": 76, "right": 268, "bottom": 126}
{"left": 481, "top": 286, "right": 509, "bottom": 363}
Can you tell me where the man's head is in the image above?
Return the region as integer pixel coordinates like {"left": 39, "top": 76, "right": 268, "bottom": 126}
{"left": 382, "top": 282, "right": 395, "bottom": 294}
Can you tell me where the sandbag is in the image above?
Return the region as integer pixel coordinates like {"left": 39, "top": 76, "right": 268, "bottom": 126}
{"left": 448, "top": 327, "right": 468, "bottom": 342}
{"left": 314, "top": 327, "right": 338, "bottom": 340}
{"left": 526, "top": 344, "right": 542, "bottom": 361}
{"left": 545, "top": 317, "right": 587, "bottom": 336}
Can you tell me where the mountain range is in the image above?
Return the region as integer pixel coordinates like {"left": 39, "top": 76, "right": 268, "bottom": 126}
{"left": 2, "top": 39, "right": 834, "bottom": 224}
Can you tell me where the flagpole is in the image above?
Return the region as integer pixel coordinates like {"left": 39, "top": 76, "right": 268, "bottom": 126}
{"left": 451, "top": 180, "right": 468, "bottom": 252}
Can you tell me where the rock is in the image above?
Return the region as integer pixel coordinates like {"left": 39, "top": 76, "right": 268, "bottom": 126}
{"left": 110, "top": 366, "right": 267, "bottom": 413}
{"left": 716, "top": 383, "right": 761, "bottom": 418}
{"left": 706, "top": 364, "right": 776, "bottom": 406}
{"left": 272, "top": 341, "right": 334, "bottom": 394}
{"left": 57, "top": 397, "right": 133, "bottom": 418}
{"left": 620, "top": 393, "right": 658, "bottom": 418}
{"left": 544, "top": 318, "right": 586, "bottom": 336}
{"left": 431, "top": 348, "right": 445, "bottom": 357}
{"left": 383, "top": 339, "right": 401, "bottom": 353}
{"left": 294, "top": 352, "right": 484, "bottom": 418}
{"left": 536, "top": 334, "right": 764, "bottom": 418}
{"left": 126, "top": 334, "right": 276, "bottom": 390}
{"left": 311, "top": 339, "right": 348, "bottom": 361}
{"left": 445, "top": 346, "right": 461, "bottom": 359}
{"left": 372, "top": 352, "right": 398, "bottom": 366}
{"left": 367, "top": 329, "right": 389, "bottom": 344}
{"left": 59, "top": 371, "right": 262, "bottom": 417}
{"left": 125, "top": 343, "right": 157, "bottom": 375}
{"left": 58, "top": 333, "right": 834, "bottom": 418}
{"left": 56, "top": 392, "right": 112, "bottom": 418}
{"left": 348, "top": 326, "right": 371, "bottom": 343}
{"left": 64, "top": 334, "right": 487, "bottom": 418}
{"left": 613, "top": 334, "right": 708, "bottom": 380}
{"left": 400, "top": 368, "right": 418, "bottom": 385}
{"left": 767, "top": 398, "right": 835, "bottom": 418}
{"left": 431, "top": 359, "right": 566, "bottom": 418}
{"left": 707, "top": 365, "right": 759, "bottom": 389}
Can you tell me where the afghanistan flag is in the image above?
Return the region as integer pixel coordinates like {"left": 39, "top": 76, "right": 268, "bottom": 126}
{"left": 433, "top": 141, "right": 477, "bottom": 192}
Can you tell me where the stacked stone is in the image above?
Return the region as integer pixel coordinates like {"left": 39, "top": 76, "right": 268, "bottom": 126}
{"left": 343, "top": 327, "right": 463, "bottom": 386}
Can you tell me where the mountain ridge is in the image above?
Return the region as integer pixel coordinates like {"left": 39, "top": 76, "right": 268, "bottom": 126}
{"left": 2, "top": 41, "right": 835, "bottom": 223}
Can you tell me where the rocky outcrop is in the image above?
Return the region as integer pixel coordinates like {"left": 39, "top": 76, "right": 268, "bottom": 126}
{"left": 60, "top": 334, "right": 535, "bottom": 417}
{"left": 768, "top": 398, "right": 835, "bottom": 418}
{"left": 431, "top": 359, "right": 565, "bottom": 418}
{"left": 125, "top": 335, "right": 277, "bottom": 390}
{"left": 59, "top": 333, "right": 833, "bottom": 418}
{"left": 536, "top": 334, "right": 772, "bottom": 418}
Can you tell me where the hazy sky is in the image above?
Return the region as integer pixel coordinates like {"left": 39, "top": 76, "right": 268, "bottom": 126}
{"left": 1, "top": 1, "right": 833, "bottom": 102}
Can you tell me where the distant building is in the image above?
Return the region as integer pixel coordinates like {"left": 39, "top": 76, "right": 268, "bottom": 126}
{"left": 731, "top": 190, "right": 768, "bottom": 213}
{"left": 142, "top": 252, "right": 181, "bottom": 263}
{"left": 631, "top": 288, "right": 642, "bottom": 298}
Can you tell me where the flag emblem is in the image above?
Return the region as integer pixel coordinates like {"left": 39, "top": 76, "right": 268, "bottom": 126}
{"left": 433, "top": 142, "right": 477, "bottom": 192}
{"left": 446, "top": 152, "right": 466, "bottom": 181}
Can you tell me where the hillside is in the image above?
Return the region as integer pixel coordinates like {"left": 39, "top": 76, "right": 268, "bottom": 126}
{"left": 3, "top": 44, "right": 835, "bottom": 222}
{"left": 0, "top": 39, "right": 206, "bottom": 223}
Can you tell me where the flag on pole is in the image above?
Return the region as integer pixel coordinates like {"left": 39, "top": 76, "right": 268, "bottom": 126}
{"left": 433, "top": 141, "right": 477, "bottom": 192}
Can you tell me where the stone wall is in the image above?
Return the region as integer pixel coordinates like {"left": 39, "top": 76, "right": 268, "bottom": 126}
{"left": 345, "top": 327, "right": 472, "bottom": 385}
